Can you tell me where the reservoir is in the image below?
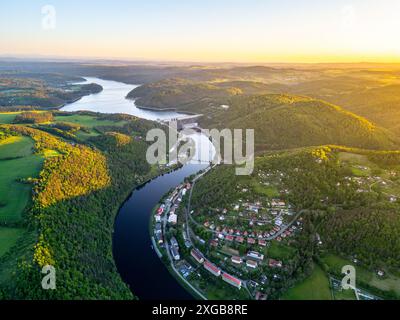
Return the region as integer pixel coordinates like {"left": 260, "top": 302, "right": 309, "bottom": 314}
{"left": 62, "top": 77, "right": 214, "bottom": 300}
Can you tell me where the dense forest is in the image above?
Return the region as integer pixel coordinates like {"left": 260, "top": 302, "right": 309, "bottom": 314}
{"left": 0, "top": 73, "right": 102, "bottom": 109}
{"left": 0, "top": 114, "right": 166, "bottom": 299}
{"left": 13, "top": 111, "right": 54, "bottom": 124}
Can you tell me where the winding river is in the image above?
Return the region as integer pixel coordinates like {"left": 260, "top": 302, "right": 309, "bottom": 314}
{"left": 62, "top": 78, "right": 214, "bottom": 300}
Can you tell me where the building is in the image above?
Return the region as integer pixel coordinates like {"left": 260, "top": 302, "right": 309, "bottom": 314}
{"left": 269, "top": 259, "right": 282, "bottom": 268}
{"left": 258, "top": 239, "right": 267, "bottom": 247}
{"left": 247, "top": 251, "right": 264, "bottom": 261}
{"left": 191, "top": 249, "right": 205, "bottom": 264}
{"left": 235, "top": 236, "right": 244, "bottom": 244}
{"left": 225, "top": 235, "right": 234, "bottom": 242}
{"left": 246, "top": 260, "right": 258, "bottom": 269}
{"left": 203, "top": 260, "right": 221, "bottom": 277}
{"left": 168, "top": 213, "right": 178, "bottom": 225}
{"left": 247, "top": 238, "right": 256, "bottom": 245}
{"left": 170, "top": 237, "right": 179, "bottom": 248}
{"left": 170, "top": 246, "right": 180, "bottom": 261}
{"left": 157, "top": 205, "right": 165, "bottom": 215}
{"left": 210, "top": 239, "right": 219, "bottom": 247}
{"left": 231, "top": 256, "right": 243, "bottom": 265}
{"left": 222, "top": 273, "right": 242, "bottom": 289}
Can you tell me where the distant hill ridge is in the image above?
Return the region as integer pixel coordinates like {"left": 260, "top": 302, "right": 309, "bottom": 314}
{"left": 202, "top": 93, "right": 399, "bottom": 151}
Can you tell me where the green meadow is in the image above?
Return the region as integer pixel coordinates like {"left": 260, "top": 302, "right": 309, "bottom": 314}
{"left": 0, "top": 227, "right": 24, "bottom": 257}
{"left": 0, "top": 136, "right": 34, "bottom": 159}
{"left": 282, "top": 264, "right": 332, "bottom": 300}
{"left": 321, "top": 254, "right": 400, "bottom": 297}
{"left": 0, "top": 112, "right": 18, "bottom": 124}
{"left": 0, "top": 136, "right": 43, "bottom": 223}
{"left": 54, "top": 114, "right": 127, "bottom": 128}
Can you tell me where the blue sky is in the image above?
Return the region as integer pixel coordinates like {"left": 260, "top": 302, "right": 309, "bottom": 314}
{"left": 1, "top": 0, "right": 399, "bottom": 62}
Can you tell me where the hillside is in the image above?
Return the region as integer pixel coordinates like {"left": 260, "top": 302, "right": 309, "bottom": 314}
{"left": 191, "top": 145, "right": 400, "bottom": 299}
{"left": 203, "top": 94, "right": 399, "bottom": 151}
{"left": 0, "top": 73, "right": 103, "bottom": 110}
{"left": 0, "top": 111, "right": 165, "bottom": 299}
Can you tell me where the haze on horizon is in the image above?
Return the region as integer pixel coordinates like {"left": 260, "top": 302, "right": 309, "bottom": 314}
{"left": 1, "top": 0, "right": 400, "bottom": 63}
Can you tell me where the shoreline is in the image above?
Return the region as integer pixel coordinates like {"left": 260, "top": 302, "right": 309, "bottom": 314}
{"left": 133, "top": 103, "right": 199, "bottom": 116}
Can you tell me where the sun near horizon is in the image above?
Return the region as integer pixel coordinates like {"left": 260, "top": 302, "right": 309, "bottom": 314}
{"left": 1, "top": 0, "right": 400, "bottom": 64}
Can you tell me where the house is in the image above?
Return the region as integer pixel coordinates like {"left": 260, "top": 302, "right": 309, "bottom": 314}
{"left": 191, "top": 249, "right": 205, "bottom": 264}
{"left": 247, "top": 238, "right": 256, "bottom": 245}
{"left": 258, "top": 239, "right": 267, "bottom": 247}
{"left": 377, "top": 270, "right": 385, "bottom": 277}
{"left": 231, "top": 256, "right": 243, "bottom": 265}
{"left": 157, "top": 205, "right": 165, "bottom": 215}
{"left": 247, "top": 251, "right": 264, "bottom": 261}
{"left": 225, "top": 235, "right": 234, "bottom": 242}
{"left": 222, "top": 273, "right": 242, "bottom": 289}
{"left": 210, "top": 239, "right": 219, "bottom": 247}
{"left": 168, "top": 213, "right": 178, "bottom": 225}
{"left": 170, "top": 246, "right": 180, "bottom": 261}
{"left": 235, "top": 236, "right": 245, "bottom": 243}
{"left": 248, "top": 205, "right": 259, "bottom": 213}
{"left": 269, "top": 259, "right": 282, "bottom": 268}
{"left": 246, "top": 260, "right": 258, "bottom": 269}
{"left": 155, "top": 215, "right": 161, "bottom": 222}
{"left": 203, "top": 260, "right": 221, "bottom": 277}
{"left": 271, "top": 199, "right": 286, "bottom": 207}
{"left": 170, "top": 237, "right": 179, "bottom": 248}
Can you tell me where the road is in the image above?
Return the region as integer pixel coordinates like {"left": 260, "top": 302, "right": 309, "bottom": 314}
{"left": 162, "top": 212, "right": 208, "bottom": 300}
{"left": 184, "top": 164, "right": 252, "bottom": 298}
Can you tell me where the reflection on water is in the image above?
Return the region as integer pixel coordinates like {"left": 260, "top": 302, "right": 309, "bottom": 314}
{"left": 63, "top": 77, "right": 217, "bottom": 164}
{"left": 62, "top": 77, "right": 217, "bottom": 299}
{"left": 61, "top": 77, "right": 186, "bottom": 121}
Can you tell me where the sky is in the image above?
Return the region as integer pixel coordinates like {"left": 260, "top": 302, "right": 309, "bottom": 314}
{"left": 1, "top": 0, "right": 400, "bottom": 63}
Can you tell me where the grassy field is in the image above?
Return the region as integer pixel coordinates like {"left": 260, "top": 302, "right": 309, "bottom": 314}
{"left": 0, "top": 136, "right": 44, "bottom": 223}
{"left": 246, "top": 177, "right": 280, "bottom": 197}
{"left": 0, "top": 112, "right": 18, "bottom": 124}
{"left": 0, "top": 136, "right": 34, "bottom": 159}
{"left": 338, "top": 152, "right": 372, "bottom": 166}
{"left": 321, "top": 254, "right": 400, "bottom": 297}
{"left": 282, "top": 264, "right": 332, "bottom": 300}
{"left": 54, "top": 114, "right": 127, "bottom": 128}
{"left": 0, "top": 227, "right": 24, "bottom": 257}
{"left": 267, "top": 241, "right": 297, "bottom": 261}
{"left": 333, "top": 287, "right": 357, "bottom": 300}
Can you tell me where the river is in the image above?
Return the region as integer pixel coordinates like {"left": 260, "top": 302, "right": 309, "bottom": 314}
{"left": 62, "top": 77, "right": 215, "bottom": 300}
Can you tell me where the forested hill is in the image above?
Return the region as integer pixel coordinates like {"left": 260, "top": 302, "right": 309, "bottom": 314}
{"left": 0, "top": 112, "right": 165, "bottom": 299}
{"left": 201, "top": 94, "right": 399, "bottom": 151}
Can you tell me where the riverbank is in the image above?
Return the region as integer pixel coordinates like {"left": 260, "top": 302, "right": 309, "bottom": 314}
{"left": 149, "top": 181, "right": 207, "bottom": 300}
{"left": 59, "top": 76, "right": 215, "bottom": 299}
